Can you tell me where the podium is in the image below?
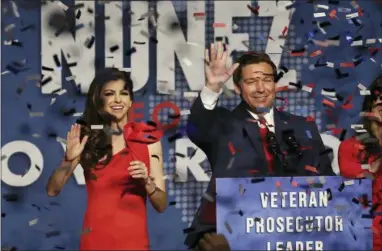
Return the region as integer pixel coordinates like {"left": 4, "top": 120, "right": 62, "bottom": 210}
{"left": 216, "top": 176, "right": 372, "bottom": 250}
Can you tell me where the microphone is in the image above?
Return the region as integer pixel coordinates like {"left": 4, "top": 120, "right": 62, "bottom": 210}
{"left": 282, "top": 129, "right": 303, "bottom": 158}
{"left": 266, "top": 131, "right": 288, "bottom": 169}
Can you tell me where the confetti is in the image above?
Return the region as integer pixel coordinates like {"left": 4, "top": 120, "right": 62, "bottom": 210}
{"left": 344, "top": 180, "right": 354, "bottom": 186}
{"left": 29, "top": 218, "right": 38, "bottom": 226}
{"left": 202, "top": 192, "right": 214, "bottom": 202}
{"left": 45, "top": 230, "right": 61, "bottom": 238}
{"left": 224, "top": 221, "right": 233, "bottom": 234}
{"left": 226, "top": 157, "right": 235, "bottom": 169}
{"left": 29, "top": 112, "right": 44, "bottom": 117}
{"left": 313, "top": 13, "right": 326, "bottom": 18}
{"left": 213, "top": 23, "right": 226, "bottom": 28}
{"left": 91, "top": 125, "right": 103, "bottom": 130}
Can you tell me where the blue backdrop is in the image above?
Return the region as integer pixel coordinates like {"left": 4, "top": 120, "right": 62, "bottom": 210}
{"left": 1, "top": 0, "right": 382, "bottom": 250}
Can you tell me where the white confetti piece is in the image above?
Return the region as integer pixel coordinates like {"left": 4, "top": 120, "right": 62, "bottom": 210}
{"left": 65, "top": 75, "right": 76, "bottom": 81}
{"left": 344, "top": 180, "right": 354, "bottom": 186}
{"left": 56, "top": 1, "right": 69, "bottom": 11}
{"left": 351, "top": 124, "right": 364, "bottom": 130}
{"left": 183, "top": 92, "right": 198, "bottom": 98}
{"left": 1, "top": 71, "right": 10, "bottom": 75}
{"left": 10, "top": 1, "right": 20, "bottom": 18}
{"left": 182, "top": 58, "right": 192, "bottom": 67}
{"left": 72, "top": 113, "right": 83, "bottom": 117}
{"left": 180, "top": 110, "right": 191, "bottom": 116}
{"left": 162, "top": 174, "right": 178, "bottom": 180}
{"left": 326, "top": 62, "right": 334, "bottom": 68}
{"left": 202, "top": 192, "right": 214, "bottom": 202}
{"left": 338, "top": 7, "right": 351, "bottom": 13}
{"left": 29, "top": 112, "right": 44, "bottom": 117}
{"left": 321, "top": 90, "right": 336, "bottom": 97}
{"left": 360, "top": 89, "right": 371, "bottom": 96}
{"left": 366, "top": 39, "right": 377, "bottom": 44}
{"left": 301, "top": 86, "right": 313, "bottom": 93}
{"left": 29, "top": 218, "right": 38, "bottom": 226}
{"left": 316, "top": 4, "right": 329, "bottom": 10}
{"left": 4, "top": 23, "right": 16, "bottom": 32}
{"left": 357, "top": 83, "right": 367, "bottom": 90}
{"left": 346, "top": 12, "right": 359, "bottom": 19}
{"left": 226, "top": 157, "right": 235, "bottom": 169}
{"left": 50, "top": 97, "right": 56, "bottom": 105}
{"left": 91, "top": 125, "right": 104, "bottom": 130}
{"left": 239, "top": 184, "right": 245, "bottom": 195}
{"left": 313, "top": 12, "right": 326, "bottom": 18}
{"left": 326, "top": 40, "right": 340, "bottom": 46}
{"left": 361, "top": 164, "right": 370, "bottom": 170}
{"left": 32, "top": 133, "right": 41, "bottom": 138}
{"left": 319, "top": 176, "right": 326, "bottom": 184}
{"left": 56, "top": 137, "right": 67, "bottom": 145}
{"left": 55, "top": 89, "right": 67, "bottom": 96}
{"left": 351, "top": 40, "right": 363, "bottom": 47}
{"left": 232, "top": 23, "right": 239, "bottom": 30}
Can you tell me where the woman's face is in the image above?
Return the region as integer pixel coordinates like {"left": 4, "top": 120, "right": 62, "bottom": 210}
{"left": 101, "top": 79, "right": 132, "bottom": 122}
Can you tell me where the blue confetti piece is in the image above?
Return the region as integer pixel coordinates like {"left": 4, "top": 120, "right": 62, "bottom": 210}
{"left": 306, "top": 130, "right": 312, "bottom": 138}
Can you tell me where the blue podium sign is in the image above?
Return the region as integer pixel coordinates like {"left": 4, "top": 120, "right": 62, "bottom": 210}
{"left": 216, "top": 176, "right": 372, "bottom": 250}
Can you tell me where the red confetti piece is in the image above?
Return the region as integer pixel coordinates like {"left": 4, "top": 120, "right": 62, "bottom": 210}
{"left": 213, "top": 23, "right": 226, "bottom": 28}
{"left": 329, "top": 128, "right": 343, "bottom": 135}
{"left": 300, "top": 146, "right": 313, "bottom": 151}
{"left": 329, "top": 9, "right": 337, "bottom": 18}
{"left": 306, "top": 116, "right": 315, "bottom": 122}
{"left": 276, "top": 181, "right": 281, "bottom": 187}
{"left": 310, "top": 50, "right": 322, "bottom": 57}
{"left": 276, "top": 86, "right": 289, "bottom": 92}
{"left": 292, "top": 181, "right": 298, "bottom": 187}
{"left": 306, "top": 83, "right": 316, "bottom": 97}
{"left": 290, "top": 51, "right": 304, "bottom": 57}
{"left": 357, "top": 7, "right": 364, "bottom": 17}
{"left": 322, "top": 99, "right": 335, "bottom": 108}
{"left": 248, "top": 170, "right": 259, "bottom": 174}
{"left": 247, "top": 4, "right": 260, "bottom": 15}
{"left": 340, "top": 62, "right": 355, "bottom": 68}
{"left": 281, "top": 26, "right": 288, "bottom": 36}
{"left": 228, "top": 142, "right": 236, "bottom": 155}
{"left": 193, "top": 12, "right": 205, "bottom": 17}
{"left": 342, "top": 103, "right": 354, "bottom": 110}
{"left": 305, "top": 165, "right": 319, "bottom": 173}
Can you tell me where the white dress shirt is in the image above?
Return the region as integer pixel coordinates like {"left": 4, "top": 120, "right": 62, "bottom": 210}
{"left": 199, "top": 86, "right": 275, "bottom": 133}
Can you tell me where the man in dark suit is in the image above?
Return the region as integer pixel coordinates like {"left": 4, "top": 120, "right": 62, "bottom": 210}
{"left": 184, "top": 42, "right": 335, "bottom": 251}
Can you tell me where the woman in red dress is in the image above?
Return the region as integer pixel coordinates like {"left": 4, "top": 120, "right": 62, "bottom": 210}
{"left": 46, "top": 68, "right": 167, "bottom": 250}
{"left": 338, "top": 75, "right": 382, "bottom": 251}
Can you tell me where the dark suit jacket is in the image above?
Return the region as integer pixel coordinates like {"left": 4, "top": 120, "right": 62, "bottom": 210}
{"left": 184, "top": 96, "right": 335, "bottom": 248}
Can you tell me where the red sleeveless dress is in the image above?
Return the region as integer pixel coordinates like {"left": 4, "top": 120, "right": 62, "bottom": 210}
{"left": 79, "top": 122, "right": 163, "bottom": 250}
{"left": 338, "top": 137, "right": 382, "bottom": 251}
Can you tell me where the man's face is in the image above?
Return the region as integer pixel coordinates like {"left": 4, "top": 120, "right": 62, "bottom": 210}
{"left": 234, "top": 62, "right": 276, "bottom": 113}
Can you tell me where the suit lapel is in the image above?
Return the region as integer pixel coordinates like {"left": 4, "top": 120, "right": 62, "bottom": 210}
{"left": 233, "top": 102, "right": 268, "bottom": 173}
{"left": 274, "top": 109, "right": 290, "bottom": 147}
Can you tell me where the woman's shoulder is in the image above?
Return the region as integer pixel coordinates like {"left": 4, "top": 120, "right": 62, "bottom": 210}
{"left": 123, "top": 121, "right": 163, "bottom": 144}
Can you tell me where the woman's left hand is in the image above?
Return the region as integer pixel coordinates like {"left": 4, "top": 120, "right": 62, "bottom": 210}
{"left": 128, "top": 161, "right": 149, "bottom": 182}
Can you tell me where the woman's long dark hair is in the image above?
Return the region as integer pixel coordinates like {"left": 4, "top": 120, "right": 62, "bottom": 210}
{"left": 358, "top": 75, "right": 382, "bottom": 163}
{"left": 78, "top": 68, "right": 134, "bottom": 171}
